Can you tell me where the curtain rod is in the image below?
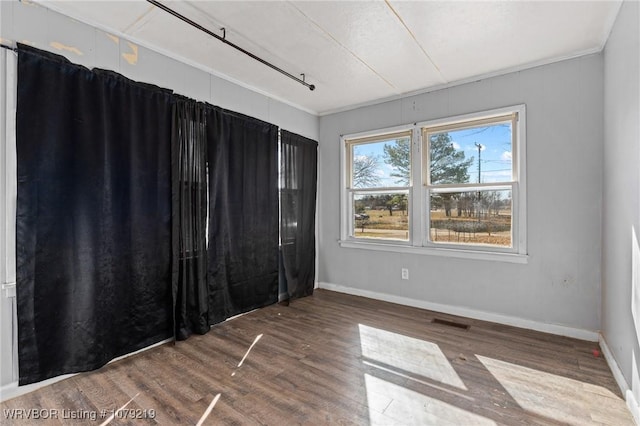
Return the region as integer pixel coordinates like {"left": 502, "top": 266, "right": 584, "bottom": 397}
{"left": 145, "top": 0, "right": 315, "bottom": 91}
{"left": 1, "top": 44, "right": 17, "bottom": 52}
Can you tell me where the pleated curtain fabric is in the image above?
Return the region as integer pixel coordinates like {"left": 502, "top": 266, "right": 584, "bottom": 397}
{"left": 171, "top": 98, "right": 209, "bottom": 340}
{"left": 15, "top": 45, "right": 174, "bottom": 385}
{"left": 14, "top": 44, "right": 300, "bottom": 385}
{"left": 206, "top": 107, "right": 279, "bottom": 324}
{"left": 279, "top": 130, "right": 318, "bottom": 300}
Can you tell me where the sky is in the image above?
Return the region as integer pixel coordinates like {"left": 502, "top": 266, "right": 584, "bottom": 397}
{"left": 353, "top": 122, "right": 512, "bottom": 188}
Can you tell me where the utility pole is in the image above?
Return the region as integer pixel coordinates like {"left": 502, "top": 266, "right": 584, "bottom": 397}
{"left": 475, "top": 143, "right": 482, "bottom": 220}
{"left": 475, "top": 142, "right": 482, "bottom": 184}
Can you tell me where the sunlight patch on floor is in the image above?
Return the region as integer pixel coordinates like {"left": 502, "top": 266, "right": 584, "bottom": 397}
{"left": 196, "top": 393, "right": 221, "bottom": 426}
{"left": 232, "top": 333, "right": 263, "bottom": 376}
{"left": 358, "top": 324, "right": 467, "bottom": 389}
{"left": 364, "top": 374, "right": 496, "bottom": 426}
{"left": 477, "top": 355, "right": 627, "bottom": 424}
{"left": 362, "top": 360, "right": 474, "bottom": 401}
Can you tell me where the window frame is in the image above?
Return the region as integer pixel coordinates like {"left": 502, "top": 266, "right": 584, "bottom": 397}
{"left": 340, "top": 105, "right": 527, "bottom": 263}
{"left": 343, "top": 127, "right": 414, "bottom": 244}
{"left": 422, "top": 110, "right": 521, "bottom": 254}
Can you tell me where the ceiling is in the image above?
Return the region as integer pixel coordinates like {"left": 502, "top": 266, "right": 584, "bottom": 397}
{"left": 36, "top": 1, "right": 622, "bottom": 115}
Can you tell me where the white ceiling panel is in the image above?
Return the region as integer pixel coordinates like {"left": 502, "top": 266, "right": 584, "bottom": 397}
{"left": 290, "top": 1, "right": 446, "bottom": 93}
{"left": 389, "top": 0, "right": 620, "bottom": 82}
{"left": 184, "top": 1, "right": 400, "bottom": 111}
{"left": 31, "top": 0, "right": 623, "bottom": 115}
{"left": 124, "top": 6, "right": 255, "bottom": 77}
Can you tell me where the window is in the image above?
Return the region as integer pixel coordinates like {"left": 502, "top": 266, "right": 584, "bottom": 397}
{"left": 345, "top": 130, "right": 412, "bottom": 242}
{"left": 341, "top": 105, "right": 526, "bottom": 262}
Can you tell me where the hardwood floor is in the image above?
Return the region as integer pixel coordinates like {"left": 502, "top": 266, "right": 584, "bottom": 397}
{"left": 0, "top": 289, "right": 634, "bottom": 425}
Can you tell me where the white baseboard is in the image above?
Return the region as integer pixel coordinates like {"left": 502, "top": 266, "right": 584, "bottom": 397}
{"left": 0, "top": 373, "right": 76, "bottom": 404}
{"left": 599, "top": 334, "right": 640, "bottom": 425}
{"left": 318, "top": 282, "right": 600, "bottom": 342}
{"left": 0, "top": 337, "right": 173, "bottom": 403}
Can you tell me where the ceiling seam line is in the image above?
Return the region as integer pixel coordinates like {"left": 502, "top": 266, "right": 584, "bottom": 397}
{"left": 183, "top": 2, "right": 308, "bottom": 91}
{"left": 122, "top": 4, "right": 156, "bottom": 34}
{"left": 384, "top": 0, "right": 447, "bottom": 84}
{"left": 287, "top": 1, "right": 399, "bottom": 92}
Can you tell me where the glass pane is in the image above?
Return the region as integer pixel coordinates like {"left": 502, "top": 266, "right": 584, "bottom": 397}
{"left": 353, "top": 193, "right": 409, "bottom": 241}
{"left": 352, "top": 136, "right": 410, "bottom": 188}
{"left": 429, "top": 190, "right": 512, "bottom": 247}
{"left": 429, "top": 121, "right": 512, "bottom": 185}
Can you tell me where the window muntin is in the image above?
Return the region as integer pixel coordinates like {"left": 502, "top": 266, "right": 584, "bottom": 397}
{"left": 346, "top": 130, "right": 412, "bottom": 242}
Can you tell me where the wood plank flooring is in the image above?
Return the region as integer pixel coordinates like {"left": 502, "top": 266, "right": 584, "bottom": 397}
{"left": 0, "top": 289, "right": 634, "bottom": 425}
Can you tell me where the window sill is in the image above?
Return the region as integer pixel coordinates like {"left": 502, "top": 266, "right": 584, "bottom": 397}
{"left": 338, "top": 240, "right": 528, "bottom": 264}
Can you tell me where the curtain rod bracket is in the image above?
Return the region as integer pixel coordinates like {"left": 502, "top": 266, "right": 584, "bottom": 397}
{"left": 146, "top": 0, "right": 316, "bottom": 91}
{"left": 300, "top": 74, "right": 315, "bottom": 91}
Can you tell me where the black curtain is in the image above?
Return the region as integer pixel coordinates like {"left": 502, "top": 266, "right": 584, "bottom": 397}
{"left": 171, "top": 98, "right": 209, "bottom": 340}
{"left": 16, "top": 45, "right": 174, "bottom": 385}
{"left": 279, "top": 130, "right": 318, "bottom": 300}
{"left": 206, "top": 107, "right": 279, "bottom": 324}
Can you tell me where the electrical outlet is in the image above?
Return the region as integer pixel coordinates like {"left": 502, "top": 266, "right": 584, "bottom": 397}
{"left": 401, "top": 268, "right": 409, "bottom": 280}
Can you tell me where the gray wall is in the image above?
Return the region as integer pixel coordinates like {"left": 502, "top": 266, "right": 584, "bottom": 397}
{"left": 0, "top": 0, "right": 318, "bottom": 391}
{"left": 318, "top": 53, "right": 604, "bottom": 334}
{"left": 602, "top": 0, "right": 640, "bottom": 413}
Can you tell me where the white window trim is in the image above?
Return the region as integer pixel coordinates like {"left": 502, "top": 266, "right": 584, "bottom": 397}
{"left": 339, "top": 105, "right": 527, "bottom": 264}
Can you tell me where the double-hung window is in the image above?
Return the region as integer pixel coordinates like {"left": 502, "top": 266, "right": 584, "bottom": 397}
{"left": 341, "top": 105, "right": 526, "bottom": 262}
